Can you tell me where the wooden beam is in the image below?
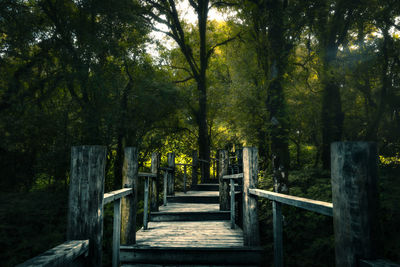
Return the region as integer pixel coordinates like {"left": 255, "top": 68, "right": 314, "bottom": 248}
{"left": 143, "top": 177, "right": 150, "bottom": 230}
{"left": 223, "top": 173, "right": 244, "bottom": 180}
{"left": 242, "top": 147, "right": 260, "bottom": 246}
{"left": 16, "top": 240, "right": 89, "bottom": 267}
{"left": 104, "top": 188, "right": 133, "bottom": 205}
{"left": 121, "top": 147, "right": 138, "bottom": 245}
{"left": 248, "top": 189, "right": 333, "bottom": 216}
{"left": 67, "top": 146, "right": 106, "bottom": 267}
{"left": 331, "top": 142, "right": 380, "bottom": 267}
{"left": 163, "top": 171, "right": 168, "bottom": 206}
{"left": 273, "top": 201, "right": 283, "bottom": 267}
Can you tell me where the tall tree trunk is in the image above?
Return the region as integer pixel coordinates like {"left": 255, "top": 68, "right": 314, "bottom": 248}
{"left": 320, "top": 46, "right": 344, "bottom": 170}
{"left": 267, "top": 0, "right": 290, "bottom": 194}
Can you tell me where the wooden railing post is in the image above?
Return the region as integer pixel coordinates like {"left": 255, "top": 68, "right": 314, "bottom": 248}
{"left": 183, "top": 164, "right": 187, "bottom": 193}
{"left": 112, "top": 198, "right": 121, "bottom": 267}
{"left": 163, "top": 170, "right": 168, "bottom": 205}
{"left": 151, "top": 152, "right": 160, "bottom": 212}
{"left": 331, "top": 142, "right": 380, "bottom": 267}
{"left": 143, "top": 176, "right": 150, "bottom": 230}
{"left": 242, "top": 147, "right": 260, "bottom": 246}
{"left": 167, "top": 152, "right": 175, "bottom": 195}
{"left": 218, "top": 149, "right": 229, "bottom": 211}
{"left": 67, "top": 146, "right": 106, "bottom": 267}
{"left": 121, "top": 147, "right": 138, "bottom": 245}
{"left": 230, "top": 178, "right": 235, "bottom": 229}
{"left": 192, "top": 150, "right": 198, "bottom": 187}
{"left": 272, "top": 201, "right": 283, "bottom": 267}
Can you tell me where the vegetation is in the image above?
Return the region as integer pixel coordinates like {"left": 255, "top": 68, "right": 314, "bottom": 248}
{"left": 0, "top": 0, "right": 399, "bottom": 266}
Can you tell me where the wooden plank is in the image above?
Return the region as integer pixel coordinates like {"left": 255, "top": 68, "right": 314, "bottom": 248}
{"left": 331, "top": 142, "right": 380, "bottom": 267}
{"left": 112, "top": 198, "right": 121, "bottom": 267}
{"left": 223, "top": 173, "right": 244, "bottom": 180}
{"left": 249, "top": 188, "right": 333, "bottom": 216}
{"left": 16, "top": 240, "right": 89, "bottom": 267}
{"left": 242, "top": 147, "right": 260, "bottom": 246}
{"left": 67, "top": 146, "right": 106, "bottom": 267}
{"left": 139, "top": 172, "right": 157, "bottom": 178}
{"left": 150, "top": 211, "right": 230, "bottom": 221}
{"left": 121, "top": 147, "right": 138, "bottom": 245}
{"left": 143, "top": 177, "right": 149, "bottom": 230}
{"left": 218, "top": 150, "right": 229, "bottom": 211}
{"left": 158, "top": 203, "right": 220, "bottom": 213}
{"left": 230, "top": 178, "right": 235, "bottom": 229}
{"left": 104, "top": 188, "right": 133, "bottom": 205}
{"left": 167, "top": 152, "right": 175, "bottom": 195}
{"left": 151, "top": 153, "right": 160, "bottom": 212}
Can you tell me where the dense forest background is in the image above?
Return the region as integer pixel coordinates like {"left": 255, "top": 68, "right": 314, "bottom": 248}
{"left": 0, "top": 0, "right": 399, "bottom": 266}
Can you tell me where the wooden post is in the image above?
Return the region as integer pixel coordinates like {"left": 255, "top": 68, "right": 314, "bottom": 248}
{"left": 273, "top": 201, "right": 283, "bottom": 267}
{"left": 163, "top": 171, "right": 168, "bottom": 206}
{"left": 143, "top": 177, "right": 149, "bottom": 230}
{"left": 150, "top": 152, "right": 160, "bottom": 212}
{"left": 242, "top": 147, "right": 260, "bottom": 246}
{"left": 218, "top": 150, "right": 229, "bottom": 211}
{"left": 167, "top": 152, "right": 175, "bottom": 195}
{"left": 331, "top": 142, "right": 380, "bottom": 267}
{"left": 67, "top": 146, "right": 106, "bottom": 267}
{"left": 112, "top": 198, "right": 121, "bottom": 267}
{"left": 183, "top": 164, "right": 187, "bottom": 193}
{"left": 121, "top": 147, "right": 138, "bottom": 245}
{"left": 230, "top": 178, "right": 235, "bottom": 229}
{"left": 192, "top": 150, "right": 198, "bottom": 187}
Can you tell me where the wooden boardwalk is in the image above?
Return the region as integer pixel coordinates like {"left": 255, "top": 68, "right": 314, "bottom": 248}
{"left": 120, "top": 187, "right": 263, "bottom": 266}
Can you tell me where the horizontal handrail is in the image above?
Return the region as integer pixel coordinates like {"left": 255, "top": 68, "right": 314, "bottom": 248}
{"left": 138, "top": 172, "right": 157, "bottom": 178}
{"left": 249, "top": 189, "right": 333, "bottom": 217}
{"left": 104, "top": 188, "right": 133, "bottom": 205}
{"left": 16, "top": 240, "right": 89, "bottom": 267}
{"left": 159, "top": 167, "right": 173, "bottom": 171}
{"left": 223, "top": 173, "right": 244, "bottom": 180}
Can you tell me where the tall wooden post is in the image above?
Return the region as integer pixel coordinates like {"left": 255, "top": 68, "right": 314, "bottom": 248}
{"left": 121, "top": 147, "right": 138, "bottom": 245}
{"left": 167, "top": 152, "right": 175, "bottom": 195}
{"left": 218, "top": 150, "right": 229, "bottom": 211}
{"left": 151, "top": 152, "right": 160, "bottom": 212}
{"left": 67, "top": 146, "right": 106, "bottom": 267}
{"left": 192, "top": 150, "right": 198, "bottom": 187}
{"left": 331, "top": 142, "right": 380, "bottom": 267}
{"left": 242, "top": 147, "right": 260, "bottom": 246}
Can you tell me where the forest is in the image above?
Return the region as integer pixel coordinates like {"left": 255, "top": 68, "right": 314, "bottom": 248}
{"left": 0, "top": 0, "right": 399, "bottom": 266}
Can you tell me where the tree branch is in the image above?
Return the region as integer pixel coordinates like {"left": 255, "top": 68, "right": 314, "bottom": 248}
{"left": 206, "top": 32, "right": 240, "bottom": 60}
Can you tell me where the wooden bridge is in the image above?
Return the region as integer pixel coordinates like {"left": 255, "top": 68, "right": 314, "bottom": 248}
{"left": 17, "top": 144, "right": 398, "bottom": 267}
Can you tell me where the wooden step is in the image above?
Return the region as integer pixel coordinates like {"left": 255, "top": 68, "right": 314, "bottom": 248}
{"left": 150, "top": 211, "right": 230, "bottom": 221}
{"left": 120, "top": 246, "right": 264, "bottom": 265}
{"left": 167, "top": 195, "right": 219, "bottom": 204}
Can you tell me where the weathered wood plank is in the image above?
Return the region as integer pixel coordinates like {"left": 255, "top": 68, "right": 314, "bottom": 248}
{"left": 104, "top": 188, "right": 133, "bottom": 205}
{"left": 242, "top": 147, "right": 260, "bottom": 246}
{"left": 249, "top": 189, "right": 333, "bottom": 216}
{"left": 167, "top": 152, "right": 175, "bottom": 195}
{"left": 151, "top": 153, "right": 160, "bottom": 212}
{"left": 16, "top": 240, "right": 89, "bottom": 267}
{"left": 223, "top": 173, "right": 244, "bottom": 180}
{"left": 331, "top": 142, "right": 380, "bottom": 267}
{"left": 67, "top": 146, "right": 106, "bottom": 267}
{"left": 218, "top": 150, "right": 229, "bottom": 211}
{"left": 121, "top": 147, "right": 138, "bottom": 245}
{"left": 112, "top": 198, "right": 121, "bottom": 267}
